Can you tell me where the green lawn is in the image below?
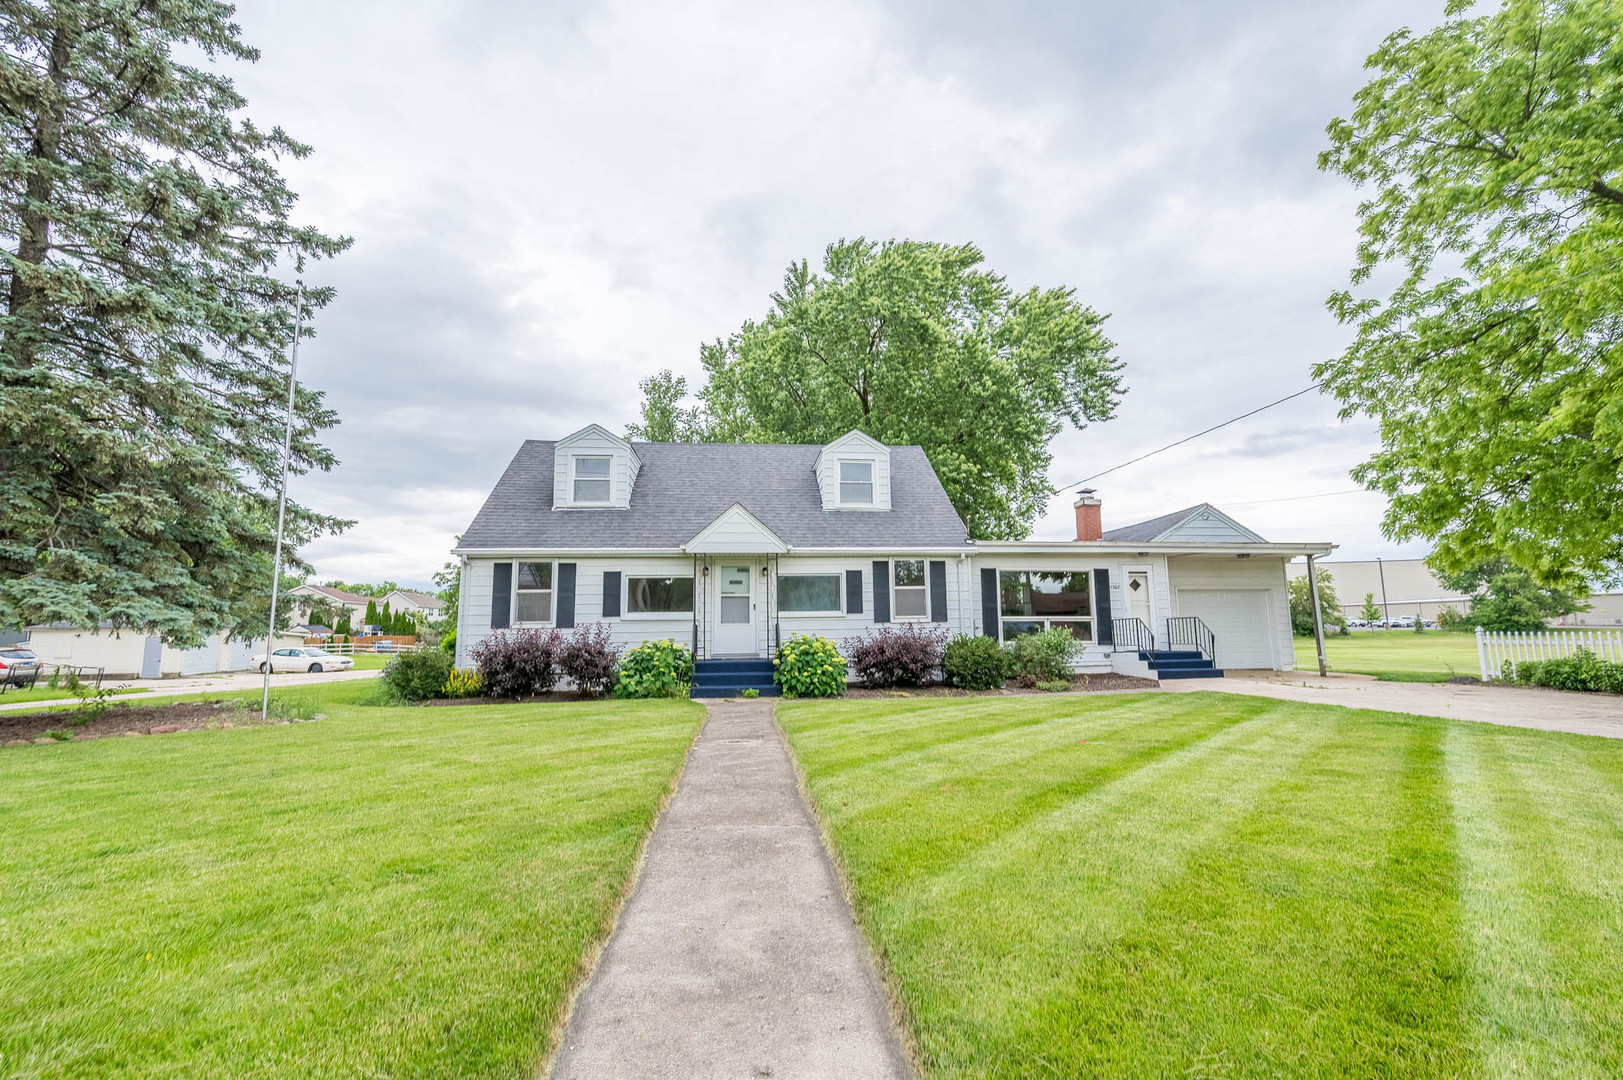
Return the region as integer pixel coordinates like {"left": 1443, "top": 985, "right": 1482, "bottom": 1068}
{"left": 780, "top": 694, "right": 1623, "bottom": 1079}
{"left": 0, "top": 683, "right": 142, "bottom": 705}
{"left": 0, "top": 680, "right": 702, "bottom": 1078}
{"left": 1294, "top": 629, "right": 1481, "bottom": 681}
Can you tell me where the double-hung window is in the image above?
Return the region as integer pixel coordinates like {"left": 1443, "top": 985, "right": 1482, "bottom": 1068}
{"left": 627, "top": 576, "right": 694, "bottom": 614}
{"left": 999, "top": 571, "right": 1093, "bottom": 641}
{"left": 839, "top": 460, "right": 874, "bottom": 505}
{"left": 778, "top": 574, "right": 841, "bottom": 613}
{"left": 571, "top": 455, "right": 612, "bottom": 503}
{"left": 893, "top": 559, "right": 927, "bottom": 618}
{"left": 515, "top": 561, "right": 553, "bottom": 623}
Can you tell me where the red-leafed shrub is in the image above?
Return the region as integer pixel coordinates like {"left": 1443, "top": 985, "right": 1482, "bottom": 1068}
{"left": 841, "top": 624, "right": 947, "bottom": 687}
{"left": 471, "top": 628, "right": 561, "bottom": 697}
{"left": 558, "top": 622, "right": 621, "bottom": 698}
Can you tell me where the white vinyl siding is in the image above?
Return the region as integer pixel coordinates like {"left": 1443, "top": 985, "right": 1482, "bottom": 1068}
{"left": 1167, "top": 556, "right": 1293, "bottom": 670}
{"left": 814, "top": 431, "right": 892, "bottom": 510}
{"left": 551, "top": 425, "right": 640, "bottom": 509}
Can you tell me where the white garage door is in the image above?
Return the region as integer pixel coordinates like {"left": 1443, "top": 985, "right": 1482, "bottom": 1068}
{"left": 1175, "top": 589, "right": 1275, "bottom": 670}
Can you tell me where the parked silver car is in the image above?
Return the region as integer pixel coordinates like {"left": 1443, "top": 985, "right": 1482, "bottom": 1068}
{"left": 0, "top": 648, "right": 41, "bottom": 688}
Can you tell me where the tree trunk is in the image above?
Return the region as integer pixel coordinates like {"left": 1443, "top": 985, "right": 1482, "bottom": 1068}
{"left": 5, "top": 22, "right": 74, "bottom": 367}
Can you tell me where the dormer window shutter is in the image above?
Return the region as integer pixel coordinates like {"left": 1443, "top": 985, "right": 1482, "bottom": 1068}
{"left": 491, "top": 562, "right": 512, "bottom": 629}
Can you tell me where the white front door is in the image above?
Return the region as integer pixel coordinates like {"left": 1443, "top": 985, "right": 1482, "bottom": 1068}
{"left": 1127, "top": 571, "right": 1152, "bottom": 626}
{"left": 715, "top": 563, "right": 757, "bottom": 655}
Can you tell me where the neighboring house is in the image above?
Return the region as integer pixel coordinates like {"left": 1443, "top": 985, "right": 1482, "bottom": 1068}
{"left": 16, "top": 623, "right": 302, "bottom": 679}
{"left": 288, "top": 584, "right": 373, "bottom": 627}
{"left": 382, "top": 589, "right": 447, "bottom": 622}
{"left": 1284, "top": 558, "right": 1473, "bottom": 623}
{"left": 453, "top": 425, "right": 1333, "bottom": 684}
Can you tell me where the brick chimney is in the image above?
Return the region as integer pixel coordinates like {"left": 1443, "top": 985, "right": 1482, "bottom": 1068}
{"left": 1074, "top": 489, "right": 1102, "bottom": 541}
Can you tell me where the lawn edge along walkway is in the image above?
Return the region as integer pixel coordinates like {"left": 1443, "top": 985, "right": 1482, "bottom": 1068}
{"left": 546, "top": 698, "right": 913, "bottom": 1080}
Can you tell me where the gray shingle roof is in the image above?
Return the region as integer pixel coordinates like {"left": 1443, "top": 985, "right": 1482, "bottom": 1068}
{"left": 458, "top": 441, "right": 971, "bottom": 551}
{"left": 1099, "top": 505, "right": 1206, "bottom": 543}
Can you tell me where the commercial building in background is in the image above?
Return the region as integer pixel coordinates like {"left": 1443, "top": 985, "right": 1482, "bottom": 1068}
{"left": 1285, "top": 558, "right": 1470, "bottom": 623}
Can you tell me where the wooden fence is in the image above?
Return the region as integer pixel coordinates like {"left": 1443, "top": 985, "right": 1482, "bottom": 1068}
{"left": 1477, "top": 627, "right": 1623, "bottom": 680}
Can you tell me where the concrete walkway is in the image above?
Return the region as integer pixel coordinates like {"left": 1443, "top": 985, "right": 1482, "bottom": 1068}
{"left": 548, "top": 699, "right": 912, "bottom": 1080}
{"left": 0, "top": 667, "right": 381, "bottom": 712}
{"left": 1162, "top": 671, "right": 1623, "bottom": 739}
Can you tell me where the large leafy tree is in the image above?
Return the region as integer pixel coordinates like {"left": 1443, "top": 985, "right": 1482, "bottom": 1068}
{"left": 0, "top": 1, "right": 349, "bottom": 643}
{"left": 1437, "top": 557, "right": 1588, "bottom": 630}
{"left": 632, "top": 238, "right": 1123, "bottom": 538}
{"left": 1319, "top": 0, "right": 1623, "bottom": 589}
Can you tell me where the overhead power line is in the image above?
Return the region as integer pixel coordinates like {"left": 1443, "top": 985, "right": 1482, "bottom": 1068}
{"left": 1216, "top": 488, "right": 1369, "bottom": 508}
{"left": 1064, "top": 383, "right": 1325, "bottom": 489}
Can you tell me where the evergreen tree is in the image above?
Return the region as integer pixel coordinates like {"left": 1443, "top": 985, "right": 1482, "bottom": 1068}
{"left": 380, "top": 601, "right": 392, "bottom": 631}
{"left": 364, "top": 599, "right": 379, "bottom": 628}
{"left": 0, "top": 2, "right": 350, "bottom": 643}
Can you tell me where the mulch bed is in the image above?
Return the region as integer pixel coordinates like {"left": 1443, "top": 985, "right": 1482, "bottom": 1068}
{"left": 423, "top": 691, "right": 598, "bottom": 706}
{"left": 842, "top": 673, "right": 1159, "bottom": 698}
{"left": 1, "top": 699, "right": 315, "bottom": 747}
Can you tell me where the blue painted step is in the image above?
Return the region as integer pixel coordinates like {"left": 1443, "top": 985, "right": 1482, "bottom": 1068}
{"left": 691, "top": 658, "right": 779, "bottom": 698}
{"left": 1137, "top": 649, "right": 1223, "bottom": 681}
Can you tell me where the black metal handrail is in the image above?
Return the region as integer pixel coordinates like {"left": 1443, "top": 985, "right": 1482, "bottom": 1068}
{"left": 1166, "top": 616, "right": 1215, "bottom": 662}
{"left": 1111, "top": 617, "right": 1155, "bottom": 654}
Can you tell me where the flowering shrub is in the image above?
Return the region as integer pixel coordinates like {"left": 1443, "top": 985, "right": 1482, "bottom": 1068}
{"left": 381, "top": 649, "right": 454, "bottom": 702}
{"left": 441, "top": 667, "right": 483, "bottom": 698}
{"left": 471, "top": 628, "right": 561, "bottom": 697}
{"left": 616, "top": 639, "right": 695, "bottom": 699}
{"left": 558, "top": 622, "right": 620, "bottom": 698}
{"left": 1007, "top": 626, "right": 1079, "bottom": 682}
{"left": 942, "top": 633, "right": 1012, "bottom": 690}
{"left": 774, "top": 634, "right": 846, "bottom": 698}
{"left": 842, "top": 624, "right": 947, "bottom": 687}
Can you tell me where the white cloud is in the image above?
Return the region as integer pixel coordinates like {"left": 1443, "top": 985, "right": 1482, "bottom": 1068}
{"left": 224, "top": 0, "right": 1435, "bottom": 586}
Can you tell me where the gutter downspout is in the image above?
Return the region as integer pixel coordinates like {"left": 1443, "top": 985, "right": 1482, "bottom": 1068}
{"left": 1306, "top": 553, "right": 1328, "bottom": 677}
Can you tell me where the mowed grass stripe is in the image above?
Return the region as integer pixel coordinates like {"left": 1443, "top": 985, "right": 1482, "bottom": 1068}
{"left": 1448, "top": 725, "right": 1623, "bottom": 1079}
{"left": 781, "top": 694, "right": 1623, "bottom": 1079}
{"left": 0, "top": 689, "right": 703, "bottom": 1079}
{"left": 995, "top": 710, "right": 1471, "bottom": 1079}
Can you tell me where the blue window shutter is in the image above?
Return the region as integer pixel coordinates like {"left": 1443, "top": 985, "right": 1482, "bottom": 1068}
{"left": 928, "top": 560, "right": 948, "bottom": 623}
{"left": 491, "top": 562, "right": 512, "bottom": 629}
{"left": 602, "top": 571, "right": 621, "bottom": 618}
{"left": 1093, "top": 568, "right": 1114, "bottom": 645}
{"left": 845, "top": 569, "right": 863, "bottom": 614}
{"left": 556, "top": 563, "right": 576, "bottom": 628}
{"left": 871, "top": 561, "right": 890, "bottom": 623}
{"left": 980, "top": 567, "right": 999, "bottom": 640}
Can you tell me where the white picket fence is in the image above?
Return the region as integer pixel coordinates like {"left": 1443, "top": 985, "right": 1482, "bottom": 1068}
{"left": 1477, "top": 627, "right": 1623, "bottom": 681}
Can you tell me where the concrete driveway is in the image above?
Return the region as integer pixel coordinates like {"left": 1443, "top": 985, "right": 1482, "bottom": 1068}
{"left": 0, "top": 667, "right": 381, "bottom": 712}
{"left": 1162, "top": 670, "right": 1623, "bottom": 739}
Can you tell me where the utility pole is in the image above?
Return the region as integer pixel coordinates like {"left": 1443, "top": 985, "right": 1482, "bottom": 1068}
{"left": 1376, "top": 556, "right": 1391, "bottom": 631}
{"left": 263, "top": 280, "right": 305, "bottom": 720}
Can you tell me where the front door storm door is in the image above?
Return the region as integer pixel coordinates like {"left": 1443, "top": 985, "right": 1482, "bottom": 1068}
{"left": 715, "top": 563, "right": 756, "bottom": 655}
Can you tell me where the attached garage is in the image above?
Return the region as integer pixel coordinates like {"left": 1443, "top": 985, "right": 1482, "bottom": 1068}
{"left": 1174, "top": 588, "right": 1278, "bottom": 669}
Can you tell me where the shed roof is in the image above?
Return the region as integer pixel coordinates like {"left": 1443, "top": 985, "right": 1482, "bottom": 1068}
{"left": 457, "top": 440, "right": 971, "bottom": 551}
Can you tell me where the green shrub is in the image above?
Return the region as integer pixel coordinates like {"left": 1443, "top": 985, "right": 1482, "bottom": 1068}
{"left": 774, "top": 634, "right": 846, "bottom": 698}
{"left": 1034, "top": 678, "right": 1070, "bottom": 693}
{"left": 381, "top": 649, "right": 454, "bottom": 702}
{"left": 1007, "top": 626, "right": 1079, "bottom": 682}
{"left": 1504, "top": 649, "right": 1623, "bottom": 694}
{"left": 441, "top": 627, "right": 457, "bottom": 654}
{"left": 1436, "top": 606, "right": 1469, "bottom": 631}
{"left": 942, "top": 634, "right": 1011, "bottom": 690}
{"left": 741, "top": 687, "right": 760, "bottom": 699}
{"left": 615, "top": 639, "right": 695, "bottom": 699}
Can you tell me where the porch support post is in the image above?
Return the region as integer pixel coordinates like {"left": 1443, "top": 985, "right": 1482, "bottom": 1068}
{"left": 1306, "top": 553, "right": 1328, "bottom": 677}
{"left": 691, "top": 555, "right": 699, "bottom": 660}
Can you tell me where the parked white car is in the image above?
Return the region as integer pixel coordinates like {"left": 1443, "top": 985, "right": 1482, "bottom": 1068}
{"left": 252, "top": 647, "right": 355, "bottom": 674}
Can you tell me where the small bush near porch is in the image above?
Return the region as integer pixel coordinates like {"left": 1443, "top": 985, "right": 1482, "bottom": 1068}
{"left": 780, "top": 694, "right": 1623, "bottom": 1079}
{"left": 0, "top": 683, "right": 701, "bottom": 1078}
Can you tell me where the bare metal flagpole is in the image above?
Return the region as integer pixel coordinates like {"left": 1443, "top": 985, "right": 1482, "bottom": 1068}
{"left": 263, "top": 279, "right": 305, "bottom": 720}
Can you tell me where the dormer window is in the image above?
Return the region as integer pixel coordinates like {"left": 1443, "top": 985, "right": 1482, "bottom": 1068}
{"left": 839, "top": 460, "right": 874, "bottom": 505}
{"left": 571, "top": 455, "right": 612, "bottom": 504}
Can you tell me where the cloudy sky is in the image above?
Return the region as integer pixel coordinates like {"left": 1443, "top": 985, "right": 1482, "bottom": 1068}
{"left": 227, "top": 0, "right": 1440, "bottom": 590}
